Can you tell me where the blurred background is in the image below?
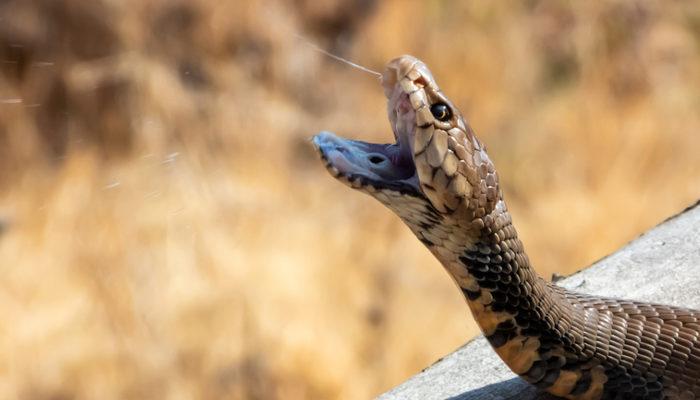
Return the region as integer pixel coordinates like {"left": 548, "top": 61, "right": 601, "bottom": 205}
{"left": 0, "top": 0, "right": 698, "bottom": 399}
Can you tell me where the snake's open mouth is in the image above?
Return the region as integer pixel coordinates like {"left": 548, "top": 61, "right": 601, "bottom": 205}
{"left": 312, "top": 71, "right": 422, "bottom": 195}
{"left": 312, "top": 129, "right": 420, "bottom": 194}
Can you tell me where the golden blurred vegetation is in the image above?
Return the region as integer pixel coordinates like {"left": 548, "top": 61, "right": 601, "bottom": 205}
{"left": 0, "top": 0, "right": 699, "bottom": 399}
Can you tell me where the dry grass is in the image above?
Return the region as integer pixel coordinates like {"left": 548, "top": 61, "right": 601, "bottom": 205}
{"left": 0, "top": 1, "right": 699, "bottom": 399}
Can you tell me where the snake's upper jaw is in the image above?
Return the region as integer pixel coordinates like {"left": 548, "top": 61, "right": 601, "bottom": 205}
{"left": 312, "top": 131, "right": 421, "bottom": 195}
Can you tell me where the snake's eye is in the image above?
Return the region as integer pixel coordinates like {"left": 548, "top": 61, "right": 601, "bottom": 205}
{"left": 430, "top": 103, "right": 452, "bottom": 122}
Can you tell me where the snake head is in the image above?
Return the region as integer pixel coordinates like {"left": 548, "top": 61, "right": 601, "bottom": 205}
{"left": 314, "top": 55, "right": 500, "bottom": 224}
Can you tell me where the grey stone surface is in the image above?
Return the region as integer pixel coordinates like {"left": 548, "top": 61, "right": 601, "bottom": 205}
{"left": 379, "top": 200, "right": 700, "bottom": 400}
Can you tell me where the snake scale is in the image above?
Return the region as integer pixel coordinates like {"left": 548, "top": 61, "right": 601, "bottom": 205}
{"left": 313, "top": 56, "right": 700, "bottom": 399}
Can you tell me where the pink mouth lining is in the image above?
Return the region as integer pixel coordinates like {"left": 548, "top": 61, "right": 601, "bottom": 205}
{"left": 387, "top": 85, "right": 416, "bottom": 166}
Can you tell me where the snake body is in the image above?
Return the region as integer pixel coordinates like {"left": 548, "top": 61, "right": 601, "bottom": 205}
{"left": 313, "top": 56, "right": 700, "bottom": 399}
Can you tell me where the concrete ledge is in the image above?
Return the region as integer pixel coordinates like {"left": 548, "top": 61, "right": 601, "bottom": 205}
{"left": 379, "top": 200, "right": 700, "bottom": 400}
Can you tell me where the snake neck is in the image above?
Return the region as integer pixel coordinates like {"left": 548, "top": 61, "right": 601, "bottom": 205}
{"left": 399, "top": 197, "right": 608, "bottom": 399}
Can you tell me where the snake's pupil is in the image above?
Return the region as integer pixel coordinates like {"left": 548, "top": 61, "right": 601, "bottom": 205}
{"left": 430, "top": 103, "right": 451, "bottom": 121}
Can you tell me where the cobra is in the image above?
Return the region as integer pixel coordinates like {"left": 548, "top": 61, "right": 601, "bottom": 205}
{"left": 313, "top": 56, "right": 700, "bottom": 400}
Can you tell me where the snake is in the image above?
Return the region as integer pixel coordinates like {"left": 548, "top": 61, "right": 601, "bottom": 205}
{"left": 312, "top": 55, "right": 700, "bottom": 399}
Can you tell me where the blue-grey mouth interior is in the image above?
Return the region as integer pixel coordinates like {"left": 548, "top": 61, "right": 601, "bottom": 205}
{"left": 313, "top": 131, "right": 421, "bottom": 194}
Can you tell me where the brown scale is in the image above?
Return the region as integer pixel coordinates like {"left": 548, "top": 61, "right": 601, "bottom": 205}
{"left": 314, "top": 55, "right": 700, "bottom": 400}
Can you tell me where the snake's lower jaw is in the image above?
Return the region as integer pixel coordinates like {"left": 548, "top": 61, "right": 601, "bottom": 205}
{"left": 312, "top": 131, "right": 422, "bottom": 195}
